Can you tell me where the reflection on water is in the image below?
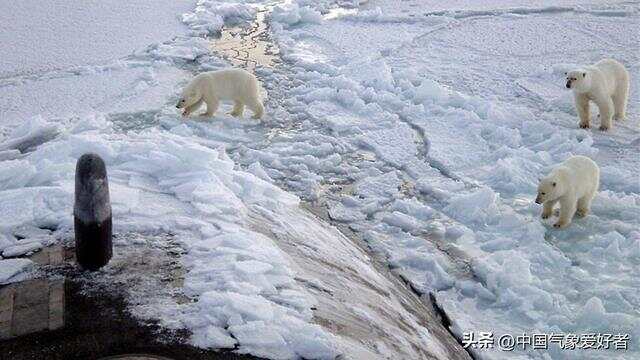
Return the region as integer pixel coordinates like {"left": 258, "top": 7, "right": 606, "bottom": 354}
{"left": 211, "top": 3, "right": 359, "bottom": 72}
{"left": 212, "top": 7, "right": 279, "bottom": 71}
{"left": 0, "top": 278, "right": 65, "bottom": 340}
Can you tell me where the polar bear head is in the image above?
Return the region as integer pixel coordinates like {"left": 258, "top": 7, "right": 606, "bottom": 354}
{"left": 176, "top": 86, "right": 201, "bottom": 109}
{"left": 564, "top": 70, "right": 590, "bottom": 93}
{"left": 535, "top": 171, "right": 566, "bottom": 204}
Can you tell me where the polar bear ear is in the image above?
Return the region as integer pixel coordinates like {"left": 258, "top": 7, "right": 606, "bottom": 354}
{"left": 552, "top": 182, "right": 556, "bottom": 187}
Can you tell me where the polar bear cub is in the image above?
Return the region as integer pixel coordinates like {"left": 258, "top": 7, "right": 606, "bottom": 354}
{"left": 535, "top": 155, "right": 599, "bottom": 229}
{"left": 566, "top": 59, "right": 629, "bottom": 131}
{"left": 176, "top": 68, "right": 264, "bottom": 119}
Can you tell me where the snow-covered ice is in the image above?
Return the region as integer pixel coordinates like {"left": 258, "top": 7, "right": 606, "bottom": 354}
{"left": 0, "top": 258, "right": 34, "bottom": 285}
{"left": 244, "top": 0, "right": 639, "bottom": 358}
{"left": 1, "top": 0, "right": 638, "bottom": 359}
{"left": 0, "top": 0, "right": 193, "bottom": 78}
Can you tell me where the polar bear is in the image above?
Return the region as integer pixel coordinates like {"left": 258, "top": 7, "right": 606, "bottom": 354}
{"left": 176, "top": 68, "right": 264, "bottom": 119}
{"left": 535, "top": 155, "right": 599, "bottom": 229}
{"left": 566, "top": 59, "right": 629, "bottom": 131}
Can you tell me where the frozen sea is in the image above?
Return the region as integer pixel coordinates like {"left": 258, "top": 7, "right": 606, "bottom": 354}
{"left": 0, "top": 0, "right": 638, "bottom": 359}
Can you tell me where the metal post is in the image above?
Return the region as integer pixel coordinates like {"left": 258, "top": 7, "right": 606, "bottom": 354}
{"left": 74, "top": 153, "right": 112, "bottom": 270}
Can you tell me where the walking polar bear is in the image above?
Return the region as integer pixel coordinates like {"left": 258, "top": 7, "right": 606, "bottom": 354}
{"left": 566, "top": 59, "right": 629, "bottom": 131}
{"left": 535, "top": 155, "right": 600, "bottom": 229}
{"left": 176, "top": 68, "right": 264, "bottom": 119}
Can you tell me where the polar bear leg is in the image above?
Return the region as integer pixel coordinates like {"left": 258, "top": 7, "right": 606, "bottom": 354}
{"left": 576, "top": 196, "right": 592, "bottom": 218}
{"left": 595, "top": 96, "right": 614, "bottom": 131}
{"left": 541, "top": 199, "right": 557, "bottom": 219}
{"left": 246, "top": 97, "right": 264, "bottom": 119}
{"left": 613, "top": 80, "right": 629, "bottom": 121}
{"left": 554, "top": 196, "right": 576, "bottom": 228}
{"left": 229, "top": 101, "right": 245, "bottom": 117}
{"left": 183, "top": 98, "right": 203, "bottom": 117}
{"left": 577, "top": 176, "right": 598, "bottom": 218}
{"left": 202, "top": 95, "right": 219, "bottom": 117}
{"left": 575, "top": 94, "right": 590, "bottom": 129}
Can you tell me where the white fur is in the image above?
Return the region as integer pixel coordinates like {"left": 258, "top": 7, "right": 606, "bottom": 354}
{"left": 535, "top": 155, "right": 600, "bottom": 229}
{"left": 566, "top": 59, "right": 629, "bottom": 131}
{"left": 176, "top": 68, "right": 264, "bottom": 119}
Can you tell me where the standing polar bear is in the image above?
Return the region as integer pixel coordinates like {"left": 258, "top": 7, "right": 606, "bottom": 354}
{"left": 176, "top": 68, "right": 264, "bottom": 119}
{"left": 535, "top": 155, "right": 600, "bottom": 229}
{"left": 566, "top": 59, "right": 629, "bottom": 131}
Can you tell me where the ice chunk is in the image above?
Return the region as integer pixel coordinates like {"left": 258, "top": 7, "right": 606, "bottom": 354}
{"left": 235, "top": 260, "right": 274, "bottom": 275}
{"left": 0, "top": 233, "right": 15, "bottom": 252}
{"left": 191, "top": 325, "right": 237, "bottom": 349}
{"left": 13, "top": 225, "right": 52, "bottom": 239}
{"left": 575, "top": 297, "right": 640, "bottom": 340}
{"left": 413, "top": 79, "right": 450, "bottom": 104}
{"left": 357, "top": 123, "right": 417, "bottom": 167}
{"left": 229, "top": 321, "right": 294, "bottom": 359}
{"left": 382, "top": 211, "right": 421, "bottom": 233}
{"left": 327, "top": 199, "right": 367, "bottom": 222}
{"left": 444, "top": 187, "right": 500, "bottom": 226}
{"left": 148, "top": 38, "right": 210, "bottom": 62}
{"left": 209, "top": 3, "right": 255, "bottom": 23}
{"left": 0, "top": 160, "right": 36, "bottom": 191}
{"left": 0, "top": 149, "right": 21, "bottom": 161}
{"left": 271, "top": 3, "right": 322, "bottom": 26}
{"left": 0, "top": 116, "right": 59, "bottom": 153}
{"left": 182, "top": 2, "right": 256, "bottom": 36}
{"left": 0, "top": 258, "right": 34, "bottom": 284}
{"left": 2, "top": 241, "right": 43, "bottom": 258}
{"left": 200, "top": 292, "right": 276, "bottom": 323}
{"left": 0, "top": 187, "right": 73, "bottom": 230}
{"left": 353, "top": 171, "right": 402, "bottom": 202}
{"left": 247, "top": 162, "right": 272, "bottom": 182}
{"left": 403, "top": 255, "right": 454, "bottom": 290}
{"left": 482, "top": 156, "right": 540, "bottom": 195}
{"left": 342, "top": 59, "right": 394, "bottom": 91}
{"left": 181, "top": 8, "right": 223, "bottom": 35}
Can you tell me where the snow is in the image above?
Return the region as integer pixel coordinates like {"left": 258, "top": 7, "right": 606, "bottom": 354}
{"left": 0, "top": 0, "right": 194, "bottom": 78}
{"left": 182, "top": 1, "right": 256, "bottom": 35}
{"left": 0, "top": 0, "right": 466, "bottom": 358}
{"left": 255, "top": 0, "right": 639, "bottom": 358}
{"left": 0, "top": 0, "right": 339, "bottom": 357}
{"left": 1, "top": 0, "right": 638, "bottom": 358}
{"left": 0, "top": 259, "right": 34, "bottom": 284}
{"left": 271, "top": 3, "right": 323, "bottom": 27}
{"left": 2, "top": 241, "right": 44, "bottom": 258}
{"left": 0, "top": 111, "right": 342, "bottom": 357}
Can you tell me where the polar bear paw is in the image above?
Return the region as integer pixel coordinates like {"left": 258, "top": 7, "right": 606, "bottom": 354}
{"left": 553, "top": 220, "right": 570, "bottom": 229}
{"left": 576, "top": 208, "right": 589, "bottom": 218}
{"left": 541, "top": 209, "right": 553, "bottom": 219}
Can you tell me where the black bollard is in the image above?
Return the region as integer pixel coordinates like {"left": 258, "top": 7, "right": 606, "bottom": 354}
{"left": 74, "top": 153, "right": 112, "bottom": 271}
